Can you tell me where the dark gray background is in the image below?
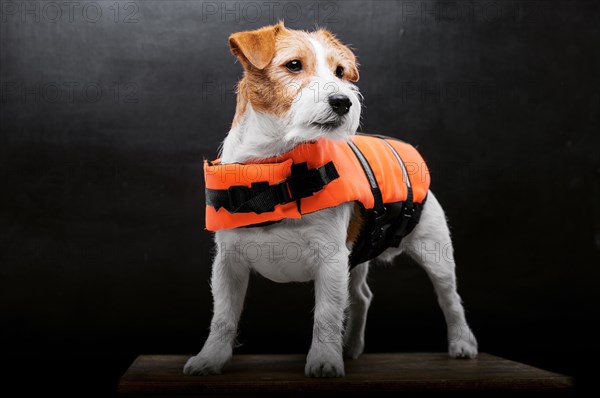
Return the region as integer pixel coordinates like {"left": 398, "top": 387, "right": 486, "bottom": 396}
{"left": 1, "top": 0, "right": 599, "bottom": 396}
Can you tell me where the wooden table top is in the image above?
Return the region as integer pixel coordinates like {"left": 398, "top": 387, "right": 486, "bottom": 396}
{"left": 118, "top": 353, "right": 574, "bottom": 396}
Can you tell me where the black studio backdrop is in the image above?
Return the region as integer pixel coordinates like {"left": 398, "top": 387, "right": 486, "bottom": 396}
{"left": 1, "top": 0, "right": 599, "bottom": 396}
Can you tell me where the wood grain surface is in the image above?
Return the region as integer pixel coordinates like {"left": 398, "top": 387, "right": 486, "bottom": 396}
{"left": 118, "top": 353, "right": 574, "bottom": 397}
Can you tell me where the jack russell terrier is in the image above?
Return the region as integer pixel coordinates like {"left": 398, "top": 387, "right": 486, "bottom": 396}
{"left": 184, "top": 22, "right": 478, "bottom": 378}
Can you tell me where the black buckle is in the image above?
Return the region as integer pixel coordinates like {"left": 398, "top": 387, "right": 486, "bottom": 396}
{"left": 403, "top": 201, "right": 414, "bottom": 220}
{"left": 228, "top": 185, "right": 249, "bottom": 209}
{"left": 276, "top": 179, "right": 293, "bottom": 204}
{"left": 286, "top": 163, "right": 329, "bottom": 200}
{"left": 390, "top": 202, "right": 415, "bottom": 247}
{"left": 370, "top": 207, "right": 387, "bottom": 241}
{"left": 287, "top": 177, "right": 312, "bottom": 199}
{"left": 287, "top": 163, "right": 312, "bottom": 199}
{"left": 275, "top": 163, "right": 315, "bottom": 204}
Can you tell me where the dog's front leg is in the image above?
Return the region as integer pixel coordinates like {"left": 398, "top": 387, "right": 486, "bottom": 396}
{"left": 305, "top": 247, "right": 349, "bottom": 378}
{"left": 184, "top": 249, "right": 249, "bottom": 375}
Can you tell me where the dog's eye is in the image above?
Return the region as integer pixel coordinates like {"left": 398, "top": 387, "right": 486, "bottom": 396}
{"left": 335, "top": 66, "right": 344, "bottom": 78}
{"left": 285, "top": 60, "right": 302, "bottom": 72}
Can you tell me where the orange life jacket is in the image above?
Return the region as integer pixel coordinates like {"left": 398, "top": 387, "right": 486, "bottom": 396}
{"left": 204, "top": 134, "right": 430, "bottom": 267}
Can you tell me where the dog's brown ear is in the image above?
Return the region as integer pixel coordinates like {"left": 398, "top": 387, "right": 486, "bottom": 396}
{"left": 229, "top": 23, "right": 284, "bottom": 70}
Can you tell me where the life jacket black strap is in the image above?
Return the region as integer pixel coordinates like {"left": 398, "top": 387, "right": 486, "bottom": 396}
{"left": 347, "top": 141, "right": 385, "bottom": 215}
{"left": 205, "top": 161, "right": 339, "bottom": 214}
{"left": 347, "top": 140, "right": 389, "bottom": 259}
{"left": 379, "top": 138, "right": 415, "bottom": 247}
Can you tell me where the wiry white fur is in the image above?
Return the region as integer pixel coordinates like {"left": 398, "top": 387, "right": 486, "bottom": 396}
{"left": 285, "top": 39, "right": 361, "bottom": 144}
{"left": 309, "top": 38, "right": 332, "bottom": 78}
{"left": 184, "top": 31, "right": 477, "bottom": 378}
{"left": 379, "top": 193, "right": 478, "bottom": 358}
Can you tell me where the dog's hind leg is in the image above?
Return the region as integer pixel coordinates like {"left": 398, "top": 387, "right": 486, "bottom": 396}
{"left": 183, "top": 248, "right": 250, "bottom": 375}
{"left": 343, "top": 261, "right": 372, "bottom": 359}
{"left": 402, "top": 192, "right": 478, "bottom": 358}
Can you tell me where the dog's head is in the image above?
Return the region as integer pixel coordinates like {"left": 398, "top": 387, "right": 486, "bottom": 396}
{"left": 229, "top": 22, "right": 361, "bottom": 145}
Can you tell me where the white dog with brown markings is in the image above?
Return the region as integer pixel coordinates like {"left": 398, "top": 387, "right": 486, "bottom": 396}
{"left": 184, "top": 22, "right": 478, "bottom": 378}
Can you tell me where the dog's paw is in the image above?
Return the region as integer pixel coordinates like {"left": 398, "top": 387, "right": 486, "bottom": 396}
{"left": 305, "top": 346, "right": 345, "bottom": 378}
{"left": 449, "top": 335, "right": 478, "bottom": 359}
{"left": 183, "top": 348, "right": 231, "bottom": 375}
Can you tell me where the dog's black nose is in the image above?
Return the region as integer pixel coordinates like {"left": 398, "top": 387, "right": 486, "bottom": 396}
{"left": 328, "top": 94, "right": 351, "bottom": 116}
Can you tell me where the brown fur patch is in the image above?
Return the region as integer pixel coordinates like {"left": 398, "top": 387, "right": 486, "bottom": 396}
{"left": 229, "top": 24, "right": 315, "bottom": 122}
{"left": 346, "top": 202, "right": 364, "bottom": 245}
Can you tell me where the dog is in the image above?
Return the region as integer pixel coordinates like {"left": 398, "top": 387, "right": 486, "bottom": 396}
{"left": 184, "top": 22, "right": 478, "bottom": 378}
